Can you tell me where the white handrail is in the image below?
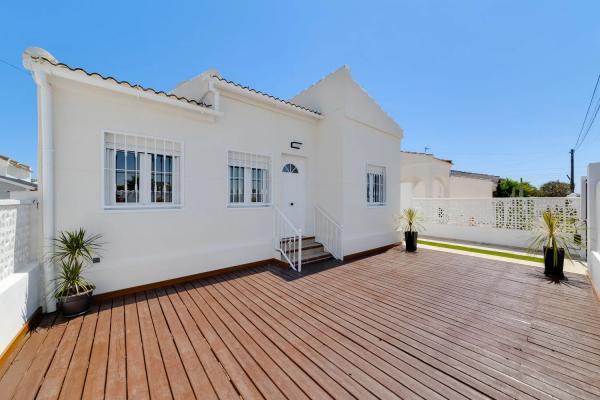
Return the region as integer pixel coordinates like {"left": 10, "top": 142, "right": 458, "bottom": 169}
{"left": 273, "top": 206, "right": 302, "bottom": 272}
{"left": 314, "top": 205, "right": 343, "bottom": 261}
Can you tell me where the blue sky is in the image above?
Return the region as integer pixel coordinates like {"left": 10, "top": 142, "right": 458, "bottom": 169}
{"left": 1, "top": 1, "right": 599, "bottom": 187}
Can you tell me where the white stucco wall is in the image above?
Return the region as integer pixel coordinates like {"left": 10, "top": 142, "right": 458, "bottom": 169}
{"left": 449, "top": 176, "right": 495, "bottom": 198}
{"left": 586, "top": 163, "right": 600, "bottom": 295}
{"left": 50, "top": 76, "right": 319, "bottom": 294}
{"left": 342, "top": 119, "right": 402, "bottom": 254}
{"left": 40, "top": 63, "right": 405, "bottom": 295}
{"left": 399, "top": 152, "right": 451, "bottom": 199}
{"left": 292, "top": 66, "right": 403, "bottom": 254}
{"left": 0, "top": 199, "right": 40, "bottom": 354}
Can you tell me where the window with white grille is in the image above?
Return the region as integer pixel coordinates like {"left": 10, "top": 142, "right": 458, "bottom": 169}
{"left": 228, "top": 151, "right": 271, "bottom": 206}
{"left": 367, "top": 165, "right": 386, "bottom": 206}
{"left": 104, "top": 132, "right": 182, "bottom": 208}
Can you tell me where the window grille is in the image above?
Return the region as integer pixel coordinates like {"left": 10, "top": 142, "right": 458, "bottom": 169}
{"left": 282, "top": 163, "right": 299, "bottom": 173}
{"left": 104, "top": 132, "right": 182, "bottom": 208}
{"left": 228, "top": 151, "right": 271, "bottom": 206}
{"left": 367, "top": 165, "right": 386, "bottom": 206}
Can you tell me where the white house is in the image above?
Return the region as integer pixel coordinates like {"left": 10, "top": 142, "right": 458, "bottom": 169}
{"left": 400, "top": 150, "right": 499, "bottom": 208}
{"left": 22, "top": 48, "right": 403, "bottom": 310}
{"left": 449, "top": 170, "right": 500, "bottom": 198}
{"left": 0, "top": 154, "right": 36, "bottom": 199}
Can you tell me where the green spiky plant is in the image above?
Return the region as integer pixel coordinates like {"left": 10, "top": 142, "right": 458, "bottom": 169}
{"left": 528, "top": 210, "right": 581, "bottom": 267}
{"left": 396, "top": 208, "right": 424, "bottom": 233}
{"left": 51, "top": 229, "right": 103, "bottom": 299}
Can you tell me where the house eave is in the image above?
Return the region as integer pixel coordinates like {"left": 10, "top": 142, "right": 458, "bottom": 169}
{"left": 0, "top": 175, "right": 37, "bottom": 190}
{"left": 23, "top": 56, "right": 223, "bottom": 117}
{"left": 213, "top": 78, "right": 323, "bottom": 120}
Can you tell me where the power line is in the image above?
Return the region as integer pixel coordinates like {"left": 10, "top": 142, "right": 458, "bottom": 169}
{"left": 575, "top": 73, "right": 600, "bottom": 150}
{"left": 576, "top": 94, "right": 600, "bottom": 150}
{"left": 0, "top": 58, "right": 29, "bottom": 76}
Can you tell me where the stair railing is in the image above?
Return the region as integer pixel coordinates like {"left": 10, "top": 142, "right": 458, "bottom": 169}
{"left": 314, "top": 205, "right": 343, "bottom": 261}
{"left": 274, "top": 205, "right": 302, "bottom": 272}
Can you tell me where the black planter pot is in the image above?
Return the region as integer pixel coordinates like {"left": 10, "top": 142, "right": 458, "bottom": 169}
{"left": 59, "top": 290, "right": 94, "bottom": 317}
{"left": 543, "top": 246, "right": 565, "bottom": 279}
{"left": 405, "top": 231, "right": 418, "bottom": 252}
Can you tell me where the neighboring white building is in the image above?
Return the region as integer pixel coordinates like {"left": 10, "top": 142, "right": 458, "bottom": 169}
{"left": 400, "top": 151, "right": 499, "bottom": 208}
{"left": 23, "top": 48, "right": 403, "bottom": 309}
{"left": 449, "top": 170, "right": 500, "bottom": 198}
{"left": 0, "top": 155, "right": 36, "bottom": 199}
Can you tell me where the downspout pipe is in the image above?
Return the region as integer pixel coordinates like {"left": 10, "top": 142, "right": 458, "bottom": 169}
{"left": 37, "top": 70, "right": 56, "bottom": 312}
{"left": 24, "top": 48, "right": 56, "bottom": 312}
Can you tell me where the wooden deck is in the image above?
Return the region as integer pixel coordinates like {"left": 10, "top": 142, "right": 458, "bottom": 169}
{"left": 2, "top": 247, "right": 600, "bottom": 399}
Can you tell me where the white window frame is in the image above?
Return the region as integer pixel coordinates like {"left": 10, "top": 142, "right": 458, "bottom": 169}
{"left": 366, "top": 164, "right": 386, "bottom": 207}
{"left": 102, "top": 131, "right": 184, "bottom": 210}
{"left": 227, "top": 150, "right": 272, "bottom": 208}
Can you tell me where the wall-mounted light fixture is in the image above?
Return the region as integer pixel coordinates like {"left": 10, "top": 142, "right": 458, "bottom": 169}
{"left": 291, "top": 141, "right": 303, "bottom": 149}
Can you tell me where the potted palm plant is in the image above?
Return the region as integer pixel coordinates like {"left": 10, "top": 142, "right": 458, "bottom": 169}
{"left": 529, "top": 210, "right": 580, "bottom": 279}
{"left": 397, "top": 208, "right": 424, "bottom": 252}
{"left": 51, "top": 229, "right": 102, "bottom": 317}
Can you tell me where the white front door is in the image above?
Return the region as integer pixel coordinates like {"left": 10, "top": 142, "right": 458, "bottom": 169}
{"left": 280, "top": 155, "right": 306, "bottom": 231}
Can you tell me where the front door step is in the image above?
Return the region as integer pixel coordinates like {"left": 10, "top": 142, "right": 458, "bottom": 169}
{"left": 279, "top": 236, "right": 333, "bottom": 265}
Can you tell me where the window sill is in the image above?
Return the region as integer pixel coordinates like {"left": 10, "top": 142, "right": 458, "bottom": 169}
{"left": 104, "top": 204, "right": 183, "bottom": 212}
{"left": 227, "top": 203, "right": 272, "bottom": 209}
{"left": 367, "top": 203, "right": 387, "bottom": 208}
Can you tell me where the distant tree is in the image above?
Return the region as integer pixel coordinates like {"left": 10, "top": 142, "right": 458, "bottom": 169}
{"left": 494, "top": 178, "right": 538, "bottom": 197}
{"left": 538, "top": 180, "right": 571, "bottom": 197}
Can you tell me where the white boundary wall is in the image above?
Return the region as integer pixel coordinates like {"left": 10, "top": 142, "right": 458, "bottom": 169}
{"left": 586, "top": 163, "right": 600, "bottom": 294}
{"left": 414, "top": 197, "right": 581, "bottom": 249}
{"left": 0, "top": 199, "right": 41, "bottom": 354}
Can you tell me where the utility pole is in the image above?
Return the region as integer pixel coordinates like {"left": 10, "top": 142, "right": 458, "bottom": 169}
{"left": 519, "top": 178, "right": 524, "bottom": 197}
{"left": 569, "top": 149, "right": 575, "bottom": 193}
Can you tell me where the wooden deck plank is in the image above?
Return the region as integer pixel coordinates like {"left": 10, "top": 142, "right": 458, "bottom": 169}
{"left": 145, "top": 289, "right": 195, "bottom": 400}
{"left": 81, "top": 301, "right": 112, "bottom": 400}
{"left": 257, "top": 268, "right": 488, "bottom": 400}
{"left": 206, "top": 275, "right": 356, "bottom": 400}
{"left": 209, "top": 279, "right": 376, "bottom": 399}
{"left": 2, "top": 248, "right": 600, "bottom": 400}
{"left": 124, "top": 295, "right": 150, "bottom": 399}
{"left": 234, "top": 268, "right": 450, "bottom": 399}
{"left": 174, "top": 284, "right": 264, "bottom": 400}
{"left": 184, "top": 282, "right": 288, "bottom": 400}
{"left": 154, "top": 287, "right": 218, "bottom": 400}
{"left": 104, "top": 297, "right": 126, "bottom": 400}
{"left": 213, "top": 274, "right": 379, "bottom": 400}
{"left": 272, "top": 264, "right": 593, "bottom": 400}
{"left": 36, "top": 313, "right": 84, "bottom": 400}
{"left": 223, "top": 272, "right": 407, "bottom": 400}
{"left": 0, "top": 314, "right": 57, "bottom": 399}
{"left": 133, "top": 292, "right": 169, "bottom": 400}
{"left": 163, "top": 286, "right": 240, "bottom": 400}
{"left": 58, "top": 305, "right": 100, "bottom": 400}
{"left": 201, "top": 278, "right": 327, "bottom": 399}
{"left": 324, "top": 259, "right": 600, "bottom": 397}
{"left": 343, "top": 256, "right": 600, "bottom": 357}
{"left": 306, "top": 263, "right": 600, "bottom": 398}
{"left": 348, "top": 257, "right": 600, "bottom": 369}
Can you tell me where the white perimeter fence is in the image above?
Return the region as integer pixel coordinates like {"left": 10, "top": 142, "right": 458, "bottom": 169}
{"left": 413, "top": 197, "right": 582, "bottom": 250}
{"left": 0, "top": 199, "right": 41, "bottom": 354}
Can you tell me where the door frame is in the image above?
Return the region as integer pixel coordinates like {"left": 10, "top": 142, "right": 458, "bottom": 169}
{"left": 279, "top": 154, "right": 307, "bottom": 231}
